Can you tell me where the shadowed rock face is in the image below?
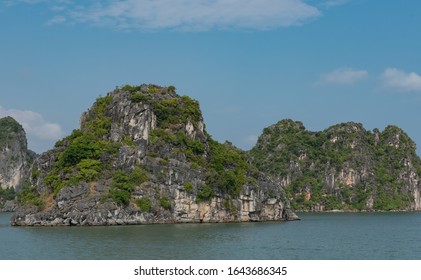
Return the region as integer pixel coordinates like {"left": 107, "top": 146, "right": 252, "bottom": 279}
{"left": 250, "top": 120, "right": 421, "bottom": 212}
{"left": 0, "top": 117, "right": 35, "bottom": 191}
{"left": 12, "top": 85, "right": 298, "bottom": 226}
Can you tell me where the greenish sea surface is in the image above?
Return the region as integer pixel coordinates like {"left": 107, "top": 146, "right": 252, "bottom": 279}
{"left": 1, "top": 212, "right": 420, "bottom": 259}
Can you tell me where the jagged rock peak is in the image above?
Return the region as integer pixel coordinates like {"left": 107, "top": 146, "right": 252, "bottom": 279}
{"left": 78, "top": 84, "right": 205, "bottom": 142}
{"left": 268, "top": 119, "right": 306, "bottom": 132}
{"left": 380, "top": 125, "right": 416, "bottom": 150}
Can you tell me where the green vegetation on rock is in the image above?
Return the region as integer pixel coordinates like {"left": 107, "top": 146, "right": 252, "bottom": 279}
{"left": 250, "top": 119, "right": 421, "bottom": 211}
{"left": 183, "top": 182, "right": 193, "bottom": 193}
{"left": 109, "top": 168, "right": 148, "bottom": 205}
{"left": 196, "top": 184, "right": 213, "bottom": 202}
{"left": 159, "top": 196, "right": 171, "bottom": 210}
{"left": 18, "top": 182, "right": 44, "bottom": 209}
{"left": 0, "top": 187, "right": 15, "bottom": 202}
{"left": 0, "top": 117, "right": 25, "bottom": 147}
{"left": 136, "top": 198, "right": 152, "bottom": 212}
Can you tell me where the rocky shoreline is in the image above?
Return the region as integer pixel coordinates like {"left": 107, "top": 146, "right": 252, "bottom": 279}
{"left": 11, "top": 210, "right": 300, "bottom": 226}
{"left": 11, "top": 182, "right": 299, "bottom": 226}
{"left": 0, "top": 201, "right": 17, "bottom": 212}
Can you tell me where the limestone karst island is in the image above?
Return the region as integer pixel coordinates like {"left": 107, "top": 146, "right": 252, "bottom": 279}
{"left": 1, "top": 84, "right": 421, "bottom": 226}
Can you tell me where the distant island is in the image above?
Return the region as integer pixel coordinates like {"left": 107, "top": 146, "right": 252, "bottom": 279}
{"left": 1, "top": 84, "right": 420, "bottom": 226}
{"left": 250, "top": 119, "right": 421, "bottom": 212}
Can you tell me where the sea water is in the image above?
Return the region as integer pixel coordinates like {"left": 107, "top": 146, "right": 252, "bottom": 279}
{"left": 1, "top": 212, "right": 421, "bottom": 259}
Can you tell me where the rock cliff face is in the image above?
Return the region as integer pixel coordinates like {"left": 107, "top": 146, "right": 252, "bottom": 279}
{"left": 12, "top": 85, "right": 297, "bottom": 226}
{"left": 0, "top": 117, "right": 35, "bottom": 211}
{"left": 250, "top": 120, "right": 421, "bottom": 212}
{"left": 0, "top": 117, "right": 34, "bottom": 191}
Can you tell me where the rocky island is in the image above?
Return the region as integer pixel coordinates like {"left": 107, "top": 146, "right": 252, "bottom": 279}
{"left": 11, "top": 84, "right": 298, "bottom": 226}
{"left": 250, "top": 119, "right": 421, "bottom": 211}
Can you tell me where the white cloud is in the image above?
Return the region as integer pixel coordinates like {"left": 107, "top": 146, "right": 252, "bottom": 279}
{"left": 0, "top": 106, "right": 64, "bottom": 152}
{"left": 47, "top": 15, "right": 66, "bottom": 25}
{"left": 381, "top": 68, "right": 421, "bottom": 92}
{"left": 319, "top": 67, "right": 368, "bottom": 85}
{"left": 10, "top": 0, "right": 321, "bottom": 31}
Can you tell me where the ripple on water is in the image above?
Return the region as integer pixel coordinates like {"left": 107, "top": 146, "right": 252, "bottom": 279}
{"left": 1, "top": 212, "right": 421, "bottom": 259}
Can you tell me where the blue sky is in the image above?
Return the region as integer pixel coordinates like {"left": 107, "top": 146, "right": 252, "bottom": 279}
{"left": 1, "top": 0, "right": 421, "bottom": 154}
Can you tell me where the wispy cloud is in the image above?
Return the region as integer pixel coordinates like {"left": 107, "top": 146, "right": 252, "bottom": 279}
{"left": 318, "top": 67, "right": 369, "bottom": 85}
{"left": 2, "top": 0, "right": 64, "bottom": 4}
{"left": 6, "top": 0, "right": 322, "bottom": 31}
{"left": 47, "top": 15, "right": 66, "bottom": 25}
{"left": 322, "top": 0, "right": 349, "bottom": 8}
{"left": 0, "top": 106, "right": 64, "bottom": 152}
{"left": 50, "top": 5, "right": 66, "bottom": 12}
{"left": 381, "top": 68, "right": 421, "bottom": 92}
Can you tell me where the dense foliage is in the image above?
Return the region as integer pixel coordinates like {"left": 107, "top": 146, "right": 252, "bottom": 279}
{"left": 18, "top": 182, "right": 44, "bottom": 209}
{"left": 109, "top": 168, "right": 148, "bottom": 205}
{"left": 0, "top": 187, "right": 16, "bottom": 202}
